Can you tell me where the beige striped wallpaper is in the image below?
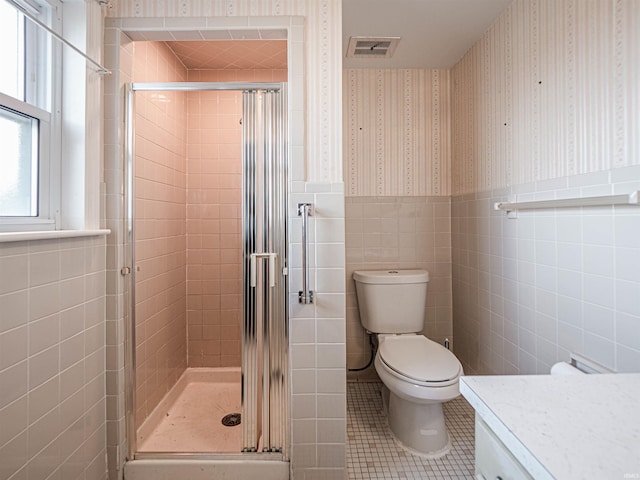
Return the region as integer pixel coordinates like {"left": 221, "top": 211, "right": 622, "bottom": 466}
{"left": 343, "top": 69, "right": 451, "bottom": 197}
{"left": 109, "top": 0, "right": 305, "bottom": 17}
{"left": 451, "top": 0, "right": 640, "bottom": 195}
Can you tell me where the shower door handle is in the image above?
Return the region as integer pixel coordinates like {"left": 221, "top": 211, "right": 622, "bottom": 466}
{"left": 249, "top": 253, "right": 277, "bottom": 288}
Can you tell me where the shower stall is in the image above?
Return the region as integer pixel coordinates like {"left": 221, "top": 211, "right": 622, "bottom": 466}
{"left": 122, "top": 81, "right": 289, "bottom": 475}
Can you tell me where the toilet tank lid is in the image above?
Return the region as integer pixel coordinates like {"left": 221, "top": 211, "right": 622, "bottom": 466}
{"left": 353, "top": 269, "right": 429, "bottom": 284}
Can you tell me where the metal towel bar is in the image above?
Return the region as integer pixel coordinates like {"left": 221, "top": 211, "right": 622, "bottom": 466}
{"left": 494, "top": 191, "right": 640, "bottom": 215}
{"left": 570, "top": 352, "right": 614, "bottom": 374}
{"left": 5, "top": 0, "right": 112, "bottom": 75}
{"left": 298, "top": 203, "right": 314, "bottom": 304}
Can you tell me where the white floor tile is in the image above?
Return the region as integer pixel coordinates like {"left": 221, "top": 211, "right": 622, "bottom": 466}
{"left": 347, "top": 382, "right": 475, "bottom": 479}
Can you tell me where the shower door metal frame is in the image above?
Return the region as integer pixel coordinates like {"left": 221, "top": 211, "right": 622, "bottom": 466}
{"left": 123, "top": 82, "right": 289, "bottom": 462}
{"left": 241, "top": 87, "right": 288, "bottom": 454}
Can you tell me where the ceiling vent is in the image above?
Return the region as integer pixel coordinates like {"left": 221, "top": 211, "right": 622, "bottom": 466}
{"left": 346, "top": 36, "right": 400, "bottom": 58}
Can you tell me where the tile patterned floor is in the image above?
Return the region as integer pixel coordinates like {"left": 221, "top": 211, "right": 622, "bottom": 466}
{"left": 347, "top": 382, "right": 476, "bottom": 479}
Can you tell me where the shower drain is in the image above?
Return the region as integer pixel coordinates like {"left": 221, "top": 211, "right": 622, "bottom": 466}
{"left": 221, "top": 413, "right": 241, "bottom": 427}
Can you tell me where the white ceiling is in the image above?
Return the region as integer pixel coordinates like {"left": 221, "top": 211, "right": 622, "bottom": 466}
{"left": 342, "top": 0, "right": 513, "bottom": 69}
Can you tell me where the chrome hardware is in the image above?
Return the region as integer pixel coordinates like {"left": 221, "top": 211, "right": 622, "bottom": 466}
{"left": 297, "top": 203, "right": 314, "bottom": 304}
{"left": 249, "top": 253, "right": 277, "bottom": 288}
{"left": 123, "top": 83, "right": 289, "bottom": 459}
{"left": 298, "top": 290, "right": 314, "bottom": 304}
{"left": 241, "top": 87, "right": 288, "bottom": 454}
{"left": 4, "top": 0, "right": 112, "bottom": 74}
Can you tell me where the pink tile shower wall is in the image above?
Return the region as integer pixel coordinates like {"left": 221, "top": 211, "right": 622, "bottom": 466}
{"left": 0, "top": 236, "right": 107, "bottom": 480}
{"left": 345, "top": 197, "right": 453, "bottom": 380}
{"left": 132, "top": 41, "right": 188, "bottom": 428}
{"left": 185, "top": 88, "right": 242, "bottom": 368}
{"left": 188, "top": 68, "right": 287, "bottom": 83}
{"left": 185, "top": 69, "right": 286, "bottom": 368}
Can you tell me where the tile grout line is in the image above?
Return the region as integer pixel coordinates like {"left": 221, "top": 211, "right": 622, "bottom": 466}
{"left": 347, "top": 381, "right": 475, "bottom": 479}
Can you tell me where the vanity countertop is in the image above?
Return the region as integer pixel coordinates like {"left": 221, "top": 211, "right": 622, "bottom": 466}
{"left": 460, "top": 373, "right": 640, "bottom": 479}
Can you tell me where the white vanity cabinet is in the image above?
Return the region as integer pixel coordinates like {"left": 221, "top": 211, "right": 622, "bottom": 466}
{"left": 474, "top": 417, "right": 532, "bottom": 480}
{"left": 460, "top": 374, "right": 640, "bottom": 480}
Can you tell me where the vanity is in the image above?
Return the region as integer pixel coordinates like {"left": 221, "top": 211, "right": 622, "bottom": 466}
{"left": 460, "top": 374, "right": 640, "bottom": 479}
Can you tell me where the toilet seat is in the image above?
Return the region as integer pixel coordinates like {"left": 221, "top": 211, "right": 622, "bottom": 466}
{"left": 378, "top": 335, "right": 462, "bottom": 387}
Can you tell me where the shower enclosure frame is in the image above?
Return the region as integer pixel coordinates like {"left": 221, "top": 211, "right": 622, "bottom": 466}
{"left": 123, "top": 81, "right": 289, "bottom": 463}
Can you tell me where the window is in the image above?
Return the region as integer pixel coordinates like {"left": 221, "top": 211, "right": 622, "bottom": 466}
{"left": 0, "top": 0, "right": 59, "bottom": 230}
{"left": 0, "top": 106, "right": 39, "bottom": 216}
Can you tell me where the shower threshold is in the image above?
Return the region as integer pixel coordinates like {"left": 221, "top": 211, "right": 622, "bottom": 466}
{"left": 124, "top": 456, "right": 289, "bottom": 480}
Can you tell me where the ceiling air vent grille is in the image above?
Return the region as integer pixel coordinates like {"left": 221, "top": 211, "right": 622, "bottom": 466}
{"left": 346, "top": 36, "right": 400, "bottom": 58}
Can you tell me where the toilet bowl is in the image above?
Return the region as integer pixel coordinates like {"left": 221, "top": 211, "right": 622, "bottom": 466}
{"left": 375, "top": 334, "right": 462, "bottom": 457}
{"left": 352, "top": 270, "right": 463, "bottom": 457}
{"left": 377, "top": 334, "right": 462, "bottom": 403}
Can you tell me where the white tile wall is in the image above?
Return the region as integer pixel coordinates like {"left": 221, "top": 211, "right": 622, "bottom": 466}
{"left": 452, "top": 165, "right": 640, "bottom": 375}
{"left": 289, "top": 186, "right": 346, "bottom": 480}
{"left": 0, "top": 236, "right": 107, "bottom": 480}
{"left": 103, "top": 28, "right": 133, "bottom": 480}
{"left": 345, "top": 196, "right": 453, "bottom": 381}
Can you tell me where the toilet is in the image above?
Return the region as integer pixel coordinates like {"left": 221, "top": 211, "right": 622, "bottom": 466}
{"left": 353, "top": 269, "right": 463, "bottom": 458}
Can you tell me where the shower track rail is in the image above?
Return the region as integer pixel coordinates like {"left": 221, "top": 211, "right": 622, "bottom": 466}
{"left": 130, "top": 81, "right": 283, "bottom": 91}
{"left": 134, "top": 452, "right": 285, "bottom": 461}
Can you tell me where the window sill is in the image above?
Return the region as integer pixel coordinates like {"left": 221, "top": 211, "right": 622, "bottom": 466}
{"left": 0, "top": 229, "right": 111, "bottom": 243}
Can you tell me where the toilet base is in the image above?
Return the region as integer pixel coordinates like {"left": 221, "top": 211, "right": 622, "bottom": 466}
{"left": 382, "top": 385, "right": 452, "bottom": 458}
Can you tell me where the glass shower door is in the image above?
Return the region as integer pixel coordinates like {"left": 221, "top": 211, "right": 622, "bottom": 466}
{"left": 241, "top": 87, "right": 289, "bottom": 454}
{"left": 124, "top": 82, "right": 289, "bottom": 460}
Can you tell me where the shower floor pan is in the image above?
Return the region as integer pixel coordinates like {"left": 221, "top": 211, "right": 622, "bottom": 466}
{"left": 137, "top": 367, "right": 242, "bottom": 453}
{"left": 128, "top": 367, "right": 288, "bottom": 480}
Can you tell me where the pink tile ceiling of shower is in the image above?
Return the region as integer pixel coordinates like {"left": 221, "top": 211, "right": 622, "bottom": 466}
{"left": 165, "top": 40, "right": 287, "bottom": 70}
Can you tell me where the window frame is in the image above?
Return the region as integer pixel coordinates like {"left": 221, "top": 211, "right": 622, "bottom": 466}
{"left": 0, "top": 0, "right": 61, "bottom": 232}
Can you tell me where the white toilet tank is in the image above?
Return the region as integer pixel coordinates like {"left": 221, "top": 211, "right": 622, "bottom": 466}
{"left": 353, "top": 269, "right": 429, "bottom": 334}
